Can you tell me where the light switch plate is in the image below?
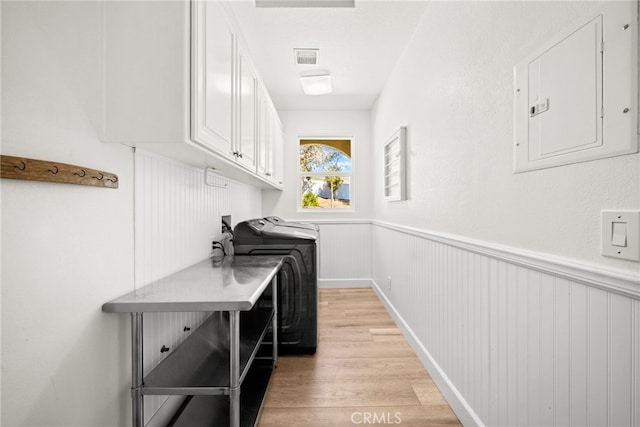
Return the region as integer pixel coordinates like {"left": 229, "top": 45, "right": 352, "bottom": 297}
{"left": 601, "top": 210, "right": 640, "bottom": 261}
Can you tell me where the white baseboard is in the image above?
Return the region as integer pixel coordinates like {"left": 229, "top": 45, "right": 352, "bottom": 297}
{"left": 318, "top": 278, "right": 373, "bottom": 288}
{"left": 371, "top": 279, "right": 484, "bottom": 427}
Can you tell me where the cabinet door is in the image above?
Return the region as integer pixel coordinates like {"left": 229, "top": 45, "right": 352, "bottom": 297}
{"left": 272, "top": 121, "right": 284, "bottom": 188}
{"left": 192, "top": 1, "right": 234, "bottom": 155}
{"left": 237, "top": 47, "right": 257, "bottom": 171}
{"left": 266, "top": 107, "right": 276, "bottom": 182}
{"left": 257, "top": 88, "right": 270, "bottom": 177}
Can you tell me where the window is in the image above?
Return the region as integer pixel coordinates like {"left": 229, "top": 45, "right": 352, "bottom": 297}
{"left": 299, "top": 138, "right": 352, "bottom": 210}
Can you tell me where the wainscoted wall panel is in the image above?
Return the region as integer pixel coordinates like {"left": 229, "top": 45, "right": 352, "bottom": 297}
{"left": 134, "top": 149, "right": 262, "bottom": 424}
{"left": 372, "top": 223, "right": 640, "bottom": 426}
{"left": 312, "top": 220, "right": 372, "bottom": 287}
{"left": 357, "top": 220, "right": 639, "bottom": 427}
{"left": 135, "top": 150, "right": 231, "bottom": 286}
{"left": 635, "top": 298, "right": 640, "bottom": 426}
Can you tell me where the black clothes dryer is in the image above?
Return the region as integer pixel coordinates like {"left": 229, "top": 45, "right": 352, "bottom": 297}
{"left": 233, "top": 218, "right": 318, "bottom": 355}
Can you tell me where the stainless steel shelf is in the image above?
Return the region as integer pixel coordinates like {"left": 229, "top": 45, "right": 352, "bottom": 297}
{"left": 143, "top": 307, "right": 274, "bottom": 395}
{"left": 102, "top": 256, "right": 283, "bottom": 313}
{"left": 168, "top": 360, "right": 274, "bottom": 427}
{"left": 105, "top": 256, "right": 281, "bottom": 427}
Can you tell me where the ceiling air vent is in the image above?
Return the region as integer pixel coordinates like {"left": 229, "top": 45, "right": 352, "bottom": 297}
{"left": 294, "top": 49, "right": 319, "bottom": 65}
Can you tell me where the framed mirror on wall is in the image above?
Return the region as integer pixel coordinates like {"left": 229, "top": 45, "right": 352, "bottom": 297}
{"left": 383, "top": 127, "right": 406, "bottom": 201}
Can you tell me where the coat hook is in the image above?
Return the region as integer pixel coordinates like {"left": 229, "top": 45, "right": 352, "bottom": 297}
{"left": 48, "top": 165, "right": 59, "bottom": 174}
{"left": 14, "top": 160, "right": 26, "bottom": 171}
{"left": 75, "top": 169, "right": 86, "bottom": 177}
{"left": 93, "top": 172, "right": 104, "bottom": 181}
{"left": 106, "top": 175, "right": 118, "bottom": 183}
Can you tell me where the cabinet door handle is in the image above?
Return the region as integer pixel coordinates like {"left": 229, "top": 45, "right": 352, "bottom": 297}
{"left": 238, "top": 153, "right": 243, "bottom": 159}
{"left": 265, "top": 172, "right": 272, "bottom": 177}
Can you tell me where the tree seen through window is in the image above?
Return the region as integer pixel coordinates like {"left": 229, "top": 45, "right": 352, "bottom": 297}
{"left": 299, "top": 140, "right": 352, "bottom": 209}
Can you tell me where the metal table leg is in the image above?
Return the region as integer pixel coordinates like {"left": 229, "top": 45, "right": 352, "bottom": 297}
{"left": 131, "top": 312, "right": 144, "bottom": 427}
{"left": 272, "top": 275, "right": 278, "bottom": 367}
{"left": 229, "top": 310, "right": 240, "bottom": 427}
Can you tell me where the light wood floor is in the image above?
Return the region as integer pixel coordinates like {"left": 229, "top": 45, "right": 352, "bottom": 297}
{"left": 258, "top": 288, "right": 461, "bottom": 426}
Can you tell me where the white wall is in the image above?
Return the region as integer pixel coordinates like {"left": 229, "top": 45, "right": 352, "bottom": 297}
{"left": 134, "top": 150, "right": 262, "bottom": 288}
{"left": 311, "top": 220, "right": 372, "bottom": 288}
{"left": 1, "top": 2, "right": 134, "bottom": 425}
{"left": 301, "top": 215, "right": 640, "bottom": 425}
{"left": 1, "top": 3, "right": 265, "bottom": 426}
{"left": 371, "top": 222, "right": 640, "bottom": 427}
{"left": 4, "top": 1, "right": 639, "bottom": 426}
{"left": 134, "top": 150, "right": 262, "bottom": 424}
{"left": 262, "top": 110, "right": 373, "bottom": 220}
{"left": 1, "top": 2, "right": 4, "bottom": 419}
{"left": 371, "top": 0, "right": 640, "bottom": 274}
{"left": 364, "top": 1, "right": 640, "bottom": 425}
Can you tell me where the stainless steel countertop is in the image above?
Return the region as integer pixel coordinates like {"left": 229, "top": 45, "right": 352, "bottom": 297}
{"left": 102, "top": 255, "right": 283, "bottom": 313}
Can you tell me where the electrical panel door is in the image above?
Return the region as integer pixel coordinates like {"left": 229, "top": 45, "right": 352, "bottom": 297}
{"left": 514, "top": 3, "right": 637, "bottom": 172}
{"left": 528, "top": 16, "right": 602, "bottom": 160}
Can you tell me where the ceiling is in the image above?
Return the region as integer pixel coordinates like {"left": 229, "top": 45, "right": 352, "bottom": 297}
{"left": 228, "top": 0, "right": 429, "bottom": 111}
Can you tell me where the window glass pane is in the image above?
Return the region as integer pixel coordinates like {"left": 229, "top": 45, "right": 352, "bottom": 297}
{"left": 300, "top": 176, "right": 351, "bottom": 209}
{"left": 300, "top": 144, "right": 351, "bottom": 173}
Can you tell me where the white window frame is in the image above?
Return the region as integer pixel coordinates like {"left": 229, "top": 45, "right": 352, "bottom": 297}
{"left": 297, "top": 136, "right": 355, "bottom": 213}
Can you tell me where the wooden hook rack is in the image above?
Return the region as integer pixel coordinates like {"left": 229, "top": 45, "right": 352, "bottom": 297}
{"left": 0, "top": 155, "right": 119, "bottom": 189}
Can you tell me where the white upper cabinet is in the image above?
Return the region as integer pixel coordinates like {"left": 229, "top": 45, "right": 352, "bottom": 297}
{"left": 257, "top": 88, "right": 269, "bottom": 177}
{"left": 192, "top": 0, "right": 234, "bottom": 155}
{"left": 103, "top": 0, "right": 283, "bottom": 189}
{"left": 272, "top": 116, "right": 285, "bottom": 187}
{"left": 256, "top": 85, "right": 283, "bottom": 188}
{"left": 236, "top": 43, "right": 258, "bottom": 171}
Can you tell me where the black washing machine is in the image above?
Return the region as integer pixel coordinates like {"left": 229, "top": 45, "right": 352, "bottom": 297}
{"left": 233, "top": 218, "right": 318, "bottom": 354}
{"left": 263, "top": 216, "right": 319, "bottom": 232}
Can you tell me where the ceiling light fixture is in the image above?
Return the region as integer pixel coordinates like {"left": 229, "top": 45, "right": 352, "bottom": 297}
{"left": 300, "top": 73, "right": 332, "bottom": 96}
